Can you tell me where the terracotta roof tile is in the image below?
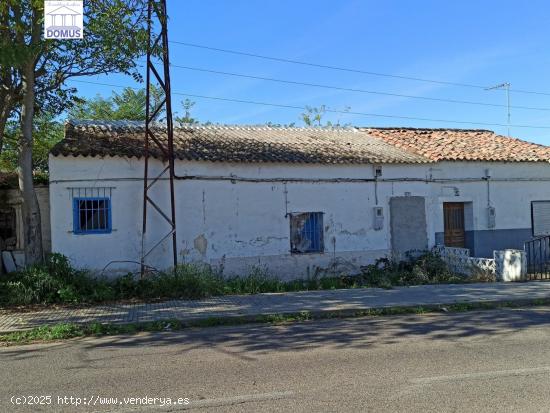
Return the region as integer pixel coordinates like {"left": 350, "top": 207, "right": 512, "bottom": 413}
{"left": 50, "top": 121, "right": 550, "bottom": 165}
{"left": 362, "top": 127, "right": 550, "bottom": 162}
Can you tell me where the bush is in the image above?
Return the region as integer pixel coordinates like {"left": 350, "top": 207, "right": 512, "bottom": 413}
{"left": 360, "top": 251, "right": 464, "bottom": 288}
{"left": 0, "top": 253, "right": 114, "bottom": 306}
{"left": 112, "top": 264, "right": 225, "bottom": 300}
{"left": 0, "top": 251, "right": 466, "bottom": 308}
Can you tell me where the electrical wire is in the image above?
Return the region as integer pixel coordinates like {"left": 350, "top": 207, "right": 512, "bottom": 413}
{"left": 168, "top": 63, "right": 550, "bottom": 112}
{"left": 68, "top": 79, "right": 550, "bottom": 130}
{"left": 169, "top": 41, "right": 550, "bottom": 97}
{"left": 169, "top": 41, "right": 487, "bottom": 89}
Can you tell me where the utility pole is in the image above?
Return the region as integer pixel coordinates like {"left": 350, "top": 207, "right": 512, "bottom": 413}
{"left": 486, "top": 82, "right": 511, "bottom": 136}
{"left": 141, "top": 0, "right": 177, "bottom": 277}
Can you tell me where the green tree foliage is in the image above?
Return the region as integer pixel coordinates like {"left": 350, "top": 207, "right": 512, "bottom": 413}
{"left": 301, "top": 105, "right": 327, "bottom": 126}
{"left": 68, "top": 86, "right": 164, "bottom": 121}
{"left": 1, "top": 114, "right": 63, "bottom": 173}
{"left": 300, "top": 105, "right": 352, "bottom": 127}
{"left": 0, "top": 0, "right": 149, "bottom": 264}
{"left": 174, "top": 99, "right": 199, "bottom": 125}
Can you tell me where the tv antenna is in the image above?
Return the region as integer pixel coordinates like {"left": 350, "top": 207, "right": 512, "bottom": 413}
{"left": 485, "top": 82, "right": 511, "bottom": 136}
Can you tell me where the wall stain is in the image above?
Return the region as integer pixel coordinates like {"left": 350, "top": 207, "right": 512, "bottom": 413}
{"left": 248, "top": 236, "right": 287, "bottom": 247}
{"left": 194, "top": 234, "right": 208, "bottom": 255}
{"left": 339, "top": 228, "right": 367, "bottom": 236}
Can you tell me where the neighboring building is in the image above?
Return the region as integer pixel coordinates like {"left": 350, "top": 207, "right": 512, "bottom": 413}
{"left": 0, "top": 173, "right": 51, "bottom": 271}
{"left": 48, "top": 120, "right": 550, "bottom": 279}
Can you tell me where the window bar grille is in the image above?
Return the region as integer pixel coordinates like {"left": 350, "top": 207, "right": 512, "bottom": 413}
{"left": 68, "top": 187, "right": 114, "bottom": 234}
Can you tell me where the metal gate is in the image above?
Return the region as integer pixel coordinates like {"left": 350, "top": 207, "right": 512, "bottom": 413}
{"left": 525, "top": 235, "right": 550, "bottom": 279}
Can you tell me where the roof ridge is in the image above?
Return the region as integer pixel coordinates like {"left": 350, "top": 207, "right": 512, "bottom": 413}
{"left": 362, "top": 126, "right": 495, "bottom": 133}
{"left": 65, "top": 119, "right": 358, "bottom": 133}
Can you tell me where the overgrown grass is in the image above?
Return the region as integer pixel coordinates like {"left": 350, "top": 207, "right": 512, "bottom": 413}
{"left": 0, "top": 254, "right": 356, "bottom": 307}
{"left": 0, "top": 251, "right": 472, "bottom": 308}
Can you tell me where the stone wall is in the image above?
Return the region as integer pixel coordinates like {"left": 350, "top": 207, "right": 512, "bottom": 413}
{"left": 0, "top": 186, "right": 51, "bottom": 272}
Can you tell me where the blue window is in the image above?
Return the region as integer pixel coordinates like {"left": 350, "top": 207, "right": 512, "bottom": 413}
{"left": 73, "top": 198, "right": 112, "bottom": 234}
{"left": 290, "top": 212, "right": 324, "bottom": 253}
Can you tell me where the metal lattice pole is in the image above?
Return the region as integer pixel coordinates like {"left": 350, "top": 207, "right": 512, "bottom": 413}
{"left": 141, "top": 0, "right": 177, "bottom": 276}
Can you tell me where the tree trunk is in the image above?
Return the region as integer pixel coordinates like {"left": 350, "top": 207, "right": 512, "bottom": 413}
{"left": 19, "top": 62, "right": 43, "bottom": 265}
{"left": 0, "top": 92, "right": 11, "bottom": 154}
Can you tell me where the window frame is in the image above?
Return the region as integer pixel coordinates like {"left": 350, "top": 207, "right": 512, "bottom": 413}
{"left": 531, "top": 200, "right": 550, "bottom": 237}
{"left": 72, "top": 197, "right": 112, "bottom": 235}
{"left": 289, "top": 211, "right": 324, "bottom": 254}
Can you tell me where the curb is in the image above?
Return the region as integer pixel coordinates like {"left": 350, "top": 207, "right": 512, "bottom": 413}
{"left": 179, "top": 297, "right": 550, "bottom": 328}
{"left": 2, "top": 297, "right": 550, "bottom": 336}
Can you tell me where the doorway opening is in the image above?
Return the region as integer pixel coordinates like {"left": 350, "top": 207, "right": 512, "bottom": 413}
{"left": 443, "top": 202, "right": 465, "bottom": 248}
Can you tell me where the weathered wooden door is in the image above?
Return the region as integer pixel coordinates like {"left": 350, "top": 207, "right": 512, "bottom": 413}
{"left": 443, "top": 202, "right": 465, "bottom": 247}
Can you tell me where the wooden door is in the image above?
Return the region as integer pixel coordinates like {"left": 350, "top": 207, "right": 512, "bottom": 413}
{"left": 443, "top": 203, "right": 465, "bottom": 247}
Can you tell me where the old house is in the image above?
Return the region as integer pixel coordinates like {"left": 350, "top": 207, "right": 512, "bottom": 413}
{"left": 0, "top": 173, "right": 51, "bottom": 271}
{"left": 47, "top": 120, "right": 550, "bottom": 278}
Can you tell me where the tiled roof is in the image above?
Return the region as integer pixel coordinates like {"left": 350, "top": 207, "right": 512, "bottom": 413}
{"left": 51, "top": 121, "right": 550, "bottom": 164}
{"left": 50, "top": 120, "right": 430, "bottom": 164}
{"left": 363, "top": 127, "right": 550, "bottom": 162}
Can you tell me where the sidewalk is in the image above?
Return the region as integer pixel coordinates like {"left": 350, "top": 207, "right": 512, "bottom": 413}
{"left": 1, "top": 282, "right": 550, "bottom": 333}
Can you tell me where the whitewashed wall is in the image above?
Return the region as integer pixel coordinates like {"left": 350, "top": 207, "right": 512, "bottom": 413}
{"left": 49, "top": 155, "right": 550, "bottom": 279}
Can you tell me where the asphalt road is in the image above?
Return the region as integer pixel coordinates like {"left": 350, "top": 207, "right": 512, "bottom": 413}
{"left": 2, "top": 307, "right": 550, "bottom": 412}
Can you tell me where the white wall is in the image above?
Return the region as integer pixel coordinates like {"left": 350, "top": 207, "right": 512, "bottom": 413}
{"left": 49, "top": 155, "right": 550, "bottom": 278}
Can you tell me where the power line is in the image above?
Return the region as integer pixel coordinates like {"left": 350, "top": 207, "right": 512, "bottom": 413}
{"left": 69, "top": 79, "right": 550, "bottom": 130}
{"left": 168, "top": 63, "right": 550, "bottom": 112}
{"left": 169, "top": 41, "right": 550, "bottom": 97}
{"left": 169, "top": 41, "right": 487, "bottom": 89}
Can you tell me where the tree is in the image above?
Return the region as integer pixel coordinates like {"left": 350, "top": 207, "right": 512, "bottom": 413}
{"left": 0, "top": 0, "right": 149, "bottom": 264}
{"left": 1, "top": 113, "right": 63, "bottom": 173}
{"left": 301, "top": 105, "right": 327, "bottom": 127}
{"left": 174, "top": 99, "right": 199, "bottom": 125}
{"left": 68, "top": 86, "right": 164, "bottom": 121}
{"left": 300, "top": 105, "right": 352, "bottom": 127}
{"left": 0, "top": 86, "right": 161, "bottom": 177}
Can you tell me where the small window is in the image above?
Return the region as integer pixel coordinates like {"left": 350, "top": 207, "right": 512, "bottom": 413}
{"left": 532, "top": 201, "right": 550, "bottom": 237}
{"left": 290, "top": 212, "right": 324, "bottom": 253}
{"left": 73, "top": 198, "right": 111, "bottom": 234}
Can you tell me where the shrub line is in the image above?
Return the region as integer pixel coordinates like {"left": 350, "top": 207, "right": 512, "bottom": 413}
{"left": 1, "top": 251, "right": 489, "bottom": 308}
{"left": 2, "top": 298, "right": 549, "bottom": 346}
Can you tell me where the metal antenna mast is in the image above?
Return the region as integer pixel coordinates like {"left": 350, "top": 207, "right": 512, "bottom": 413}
{"left": 486, "top": 82, "right": 511, "bottom": 136}
{"left": 141, "top": 0, "right": 177, "bottom": 276}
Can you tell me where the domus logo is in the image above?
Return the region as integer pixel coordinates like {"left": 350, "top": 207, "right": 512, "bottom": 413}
{"left": 44, "top": 1, "right": 83, "bottom": 39}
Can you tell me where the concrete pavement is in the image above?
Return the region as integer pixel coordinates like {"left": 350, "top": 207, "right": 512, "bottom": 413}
{"left": 2, "top": 307, "right": 550, "bottom": 412}
{"left": 2, "top": 281, "right": 550, "bottom": 332}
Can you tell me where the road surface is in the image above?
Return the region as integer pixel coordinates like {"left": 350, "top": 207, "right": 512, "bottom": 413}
{"left": 2, "top": 307, "right": 550, "bottom": 412}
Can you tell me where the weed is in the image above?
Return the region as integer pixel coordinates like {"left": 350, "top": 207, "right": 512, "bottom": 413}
{"left": 0, "top": 250, "right": 485, "bottom": 308}
{"left": 360, "top": 251, "right": 465, "bottom": 288}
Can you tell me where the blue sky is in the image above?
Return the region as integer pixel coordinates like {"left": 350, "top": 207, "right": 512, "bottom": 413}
{"left": 71, "top": 0, "right": 550, "bottom": 144}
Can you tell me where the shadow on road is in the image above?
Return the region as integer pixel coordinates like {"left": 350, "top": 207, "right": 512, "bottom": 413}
{"left": 3, "top": 307, "right": 549, "bottom": 361}
{"left": 83, "top": 307, "right": 550, "bottom": 354}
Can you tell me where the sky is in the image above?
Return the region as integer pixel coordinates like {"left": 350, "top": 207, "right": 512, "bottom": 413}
{"left": 70, "top": 0, "right": 550, "bottom": 145}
